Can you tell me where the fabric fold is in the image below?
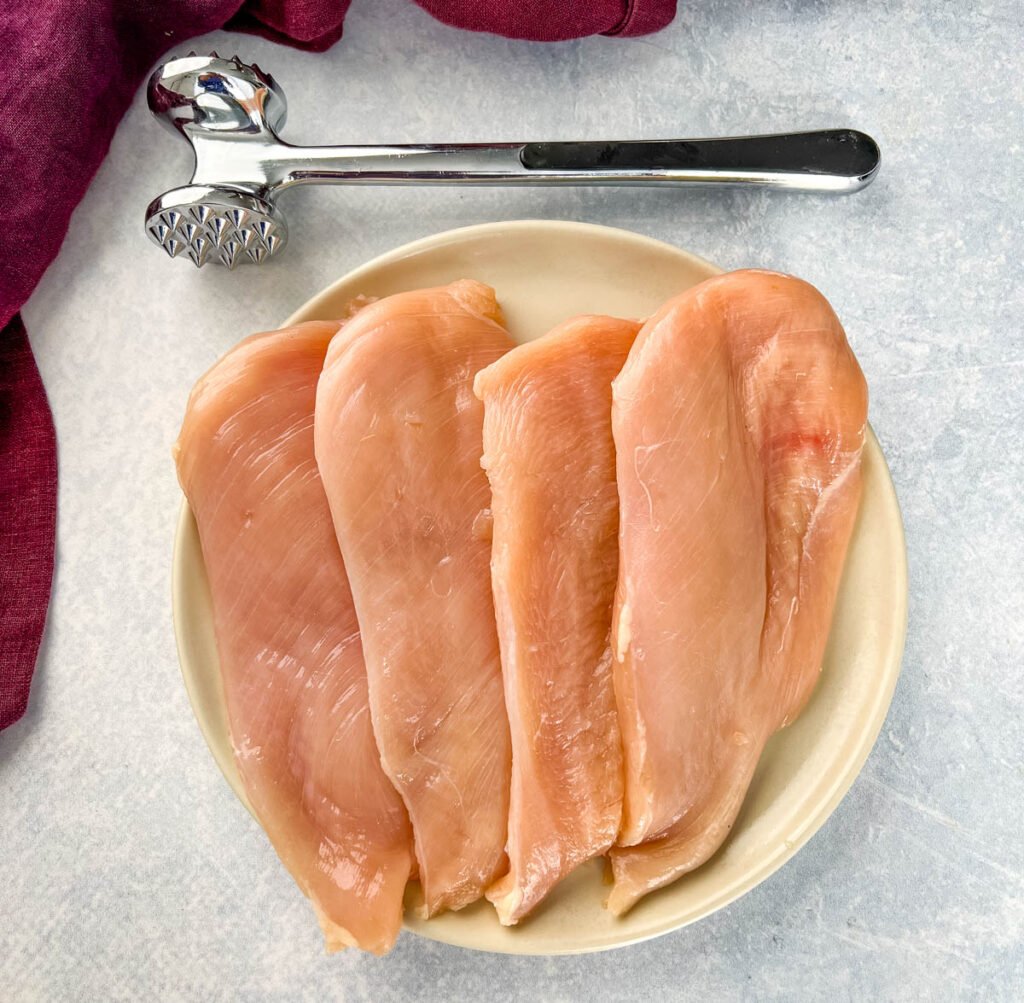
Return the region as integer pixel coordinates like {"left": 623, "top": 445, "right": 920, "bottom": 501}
{"left": 0, "top": 317, "right": 57, "bottom": 730}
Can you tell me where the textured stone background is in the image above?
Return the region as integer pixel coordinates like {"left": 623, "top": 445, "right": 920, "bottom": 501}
{"left": 3, "top": 1, "right": 1022, "bottom": 999}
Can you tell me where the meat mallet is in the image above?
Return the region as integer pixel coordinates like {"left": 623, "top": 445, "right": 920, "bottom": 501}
{"left": 145, "top": 54, "right": 881, "bottom": 269}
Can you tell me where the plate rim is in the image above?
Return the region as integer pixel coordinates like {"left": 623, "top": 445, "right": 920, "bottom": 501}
{"left": 171, "top": 219, "right": 908, "bottom": 955}
{"left": 280, "top": 219, "right": 725, "bottom": 328}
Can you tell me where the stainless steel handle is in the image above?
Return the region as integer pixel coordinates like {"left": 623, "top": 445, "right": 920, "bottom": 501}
{"left": 260, "top": 130, "right": 879, "bottom": 194}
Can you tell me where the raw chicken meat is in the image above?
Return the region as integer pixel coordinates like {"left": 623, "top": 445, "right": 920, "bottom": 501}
{"left": 314, "top": 281, "right": 514, "bottom": 916}
{"left": 175, "top": 322, "right": 414, "bottom": 955}
{"left": 608, "top": 270, "right": 867, "bottom": 914}
{"left": 474, "top": 315, "right": 640, "bottom": 925}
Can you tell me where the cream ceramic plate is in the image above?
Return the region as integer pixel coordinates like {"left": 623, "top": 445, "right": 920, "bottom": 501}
{"left": 173, "top": 221, "right": 907, "bottom": 955}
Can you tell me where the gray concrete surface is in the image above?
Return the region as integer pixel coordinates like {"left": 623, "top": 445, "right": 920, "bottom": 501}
{"left": 3, "top": 1, "right": 1022, "bottom": 998}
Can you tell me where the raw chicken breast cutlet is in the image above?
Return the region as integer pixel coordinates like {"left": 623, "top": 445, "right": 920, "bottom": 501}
{"left": 175, "top": 322, "right": 413, "bottom": 954}
{"left": 608, "top": 269, "right": 867, "bottom": 913}
{"left": 475, "top": 315, "right": 639, "bottom": 925}
{"left": 315, "top": 280, "right": 514, "bottom": 916}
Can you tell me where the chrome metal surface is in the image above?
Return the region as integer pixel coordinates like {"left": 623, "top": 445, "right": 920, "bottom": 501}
{"left": 145, "top": 187, "right": 286, "bottom": 268}
{"left": 145, "top": 54, "right": 882, "bottom": 267}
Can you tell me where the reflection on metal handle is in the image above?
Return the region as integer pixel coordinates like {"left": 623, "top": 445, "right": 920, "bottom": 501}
{"left": 274, "top": 131, "right": 880, "bottom": 193}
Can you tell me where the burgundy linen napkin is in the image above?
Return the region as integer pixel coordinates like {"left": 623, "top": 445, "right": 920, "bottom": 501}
{"left": 0, "top": 321, "right": 56, "bottom": 729}
{"left": 0, "top": 0, "right": 676, "bottom": 731}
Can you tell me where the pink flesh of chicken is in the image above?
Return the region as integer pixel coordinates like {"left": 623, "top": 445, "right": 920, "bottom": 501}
{"left": 474, "top": 315, "right": 640, "bottom": 925}
{"left": 608, "top": 270, "right": 868, "bottom": 914}
{"left": 174, "top": 322, "right": 414, "bottom": 955}
{"left": 314, "top": 281, "right": 514, "bottom": 916}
